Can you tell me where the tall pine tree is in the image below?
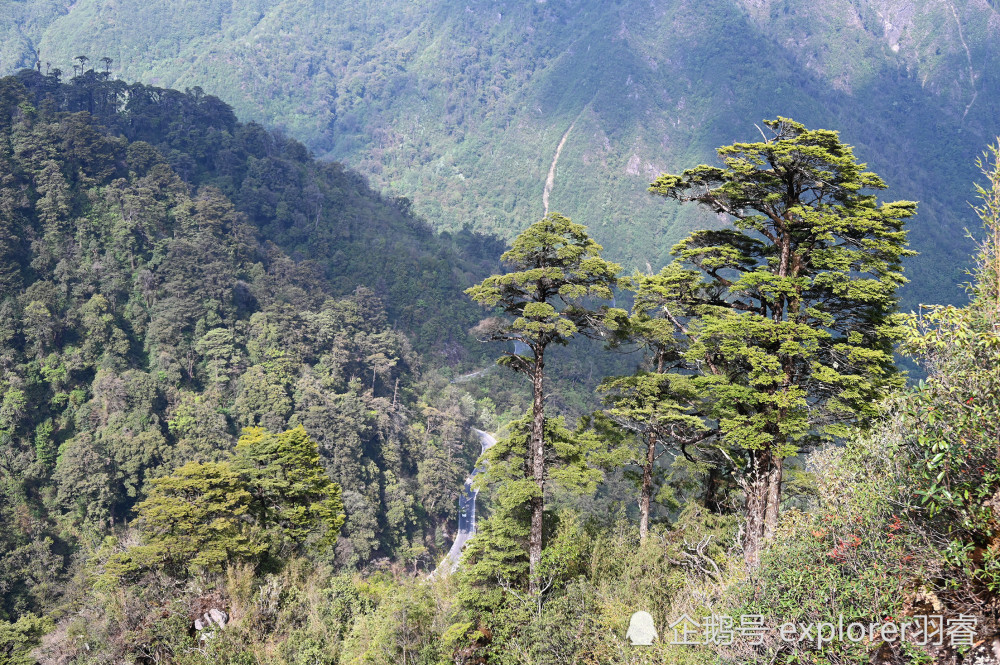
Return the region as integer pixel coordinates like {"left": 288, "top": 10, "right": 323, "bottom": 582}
{"left": 465, "top": 212, "right": 620, "bottom": 591}
{"left": 649, "top": 118, "right": 916, "bottom": 566}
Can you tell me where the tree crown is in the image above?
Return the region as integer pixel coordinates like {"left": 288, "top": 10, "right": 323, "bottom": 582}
{"left": 465, "top": 213, "right": 622, "bottom": 362}
{"left": 648, "top": 118, "right": 917, "bottom": 453}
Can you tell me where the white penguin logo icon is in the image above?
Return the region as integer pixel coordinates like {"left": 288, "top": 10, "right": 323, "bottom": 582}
{"left": 626, "top": 611, "right": 658, "bottom": 646}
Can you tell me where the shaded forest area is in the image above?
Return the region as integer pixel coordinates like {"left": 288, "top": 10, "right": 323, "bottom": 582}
{"left": 5, "top": 68, "right": 507, "bottom": 353}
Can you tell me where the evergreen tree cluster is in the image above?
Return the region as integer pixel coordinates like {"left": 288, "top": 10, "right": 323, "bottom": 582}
{"left": 0, "top": 71, "right": 491, "bottom": 627}
{"left": 5, "top": 68, "right": 506, "bottom": 351}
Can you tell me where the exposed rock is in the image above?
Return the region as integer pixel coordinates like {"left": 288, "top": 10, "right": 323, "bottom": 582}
{"left": 193, "top": 607, "right": 228, "bottom": 639}
{"left": 207, "top": 608, "right": 228, "bottom": 628}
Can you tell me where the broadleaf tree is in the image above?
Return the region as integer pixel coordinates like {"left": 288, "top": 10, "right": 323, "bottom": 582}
{"left": 898, "top": 140, "right": 1000, "bottom": 592}
{"left": 465, "top": 212, "right": 620, "bottom": 591}
{"left": 648, "top": 118, "right": 916, "bottom": 566}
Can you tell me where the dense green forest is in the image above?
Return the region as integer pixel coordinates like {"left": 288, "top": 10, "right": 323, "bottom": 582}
{"left": 0, "top": 68, "right": 508, "bottom": 354}
{"left": 7, "top": 0, "right": 1000, "bottom": 652}
{"left": 0, "top": 69, "right": 515, "bottom": 656}
{"left": 3, "top": 60, "right": 1000, "bottom": 664}
{"left": 3, "top": 0, "right": 998, "bottom": 309}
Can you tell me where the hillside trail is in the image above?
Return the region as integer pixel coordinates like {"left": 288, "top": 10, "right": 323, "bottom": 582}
{"left": 542, "top": 99, "right": 595, "bottom": 215}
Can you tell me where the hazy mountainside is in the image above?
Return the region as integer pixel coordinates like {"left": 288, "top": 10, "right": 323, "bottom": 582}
{"left": 0, "top": 1, "right": 64, "bottom": 75}
{"left": 4, "top": 69, "right": 505, "bottom": 355}
{"left": 3, "top": 0, "right": 998, "bottom": 306}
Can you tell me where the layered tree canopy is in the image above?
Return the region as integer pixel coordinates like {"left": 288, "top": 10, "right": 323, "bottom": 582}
{"left": 0, "top": 71, "right": 489, "bottom": 621}
{"left": 648, "top": 117, "right": 916, "bottom": 564}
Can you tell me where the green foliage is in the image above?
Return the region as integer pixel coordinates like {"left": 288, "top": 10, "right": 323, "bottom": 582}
{"left": 127, "top": 461, "right": 265, "bottom": 575}
{"left": 6, "top": 69, "right": 502, "bottom": 353}
{"left": 110, "top": 425, "right": 344, "bottom": 579}
{"left": 649, "top": 117, "right": 915, "bottom": 563}
{"left": 897, "top": 141, "right": 1000, "bottom": 594}
{"left": 0, "top": 71, "right": 492, "bottom": 622}
{"left": 0, "top": 613, "right": 54, "bottom": 665}
{"left": 596, "top": 374, "right": 707, "bottom": 467}
{"left": 2, "top": 14, "right": 1000, "bottom": 662}
{"left": 728, "top": 508, "right": 912, "bottom": 664}
{"left": 651, "top": 117, "right": 915, "bottom": 449}
{"left": 234, "top": 426, "right": 346, "bottom": 553}
{"left": 459, "top": 416, "right": 602, "bottom": 598}
{"left": 4, "top": 0, "right": 995, "bottom": 311}
{"left": 339, "top": 578, "right": 444, "bottom": 665}
{"left": 466, "top": 211, "right": 620, "bottom": 589}
{"left": 595, "top": 369, "right": 711, "bottom": 533}
{"left": 466, "top": 212, "right": 622, "bottom": 363}
{"left": 689, "top": 143, "right": 1000, "bottom": 664}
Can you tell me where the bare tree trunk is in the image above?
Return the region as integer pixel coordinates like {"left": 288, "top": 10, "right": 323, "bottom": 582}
{"left": 742, "top": 448, "right": 771, "bottom": 568}
{"left": 703, "top": 465, "right": 722, "bottom": 513}
{"left": 763, "top": 455, "right": 783, "bottom": 541}
{"left": 529, "top": 347, "right": 546, "bottom": 593}
{"left": 639, "top": 430, "right": 656, "bottom": 544}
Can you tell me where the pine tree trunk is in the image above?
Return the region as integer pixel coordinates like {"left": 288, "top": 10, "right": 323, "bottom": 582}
{"left": 528, "top": 347, "right": 546, "bottom": 593}
{"left": 639, "top": 430, "right": 655, "bottom": 544}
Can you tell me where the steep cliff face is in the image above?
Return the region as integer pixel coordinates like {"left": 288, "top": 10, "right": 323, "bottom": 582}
{"left": 3, "top": 0, "right": 999, "bottom": 305}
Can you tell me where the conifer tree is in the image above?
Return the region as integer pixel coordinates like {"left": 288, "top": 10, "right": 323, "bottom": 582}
{"left": 597, "top": 372, "right": 707, "bottom": 543}
{"left": 459, "top": 414, "right": 600, "bottom": 603}
{"left": 233, "top": 425, "right": 346, "bottom": 553}
{"left": 595, "top": 267, "right": 715, "bottom": 542}
{"left": 129, "top": 461, "right": 265, "bottom": 575}
{"left": 465, "top": 212, "right": 620, "bottom": 591}
{"left": 649, "top": 118, "right": 916, "bottom": 566}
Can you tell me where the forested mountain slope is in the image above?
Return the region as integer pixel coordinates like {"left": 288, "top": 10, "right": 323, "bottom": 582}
{"left": 0, "top": 71, "right": 495, "bottom": 621}
{"left": 3, "top": 0, "right": 998, "bottom": 305}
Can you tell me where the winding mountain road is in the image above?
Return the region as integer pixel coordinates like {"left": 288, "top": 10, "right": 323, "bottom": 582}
{"left": 431, "top": 428, "right": 496, "bottom": 575}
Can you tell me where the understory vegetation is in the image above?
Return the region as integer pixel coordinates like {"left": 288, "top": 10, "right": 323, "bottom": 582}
{"left": 1, "top": 67, "right": 1000, "bottom": 665}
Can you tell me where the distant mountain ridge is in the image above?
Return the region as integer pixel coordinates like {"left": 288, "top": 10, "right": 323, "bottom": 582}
{"left": 2, "top": 0, "right": 999, "bottom": 306}
{"left": 7, "top": 68, "right": 504, "bottom": 355}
